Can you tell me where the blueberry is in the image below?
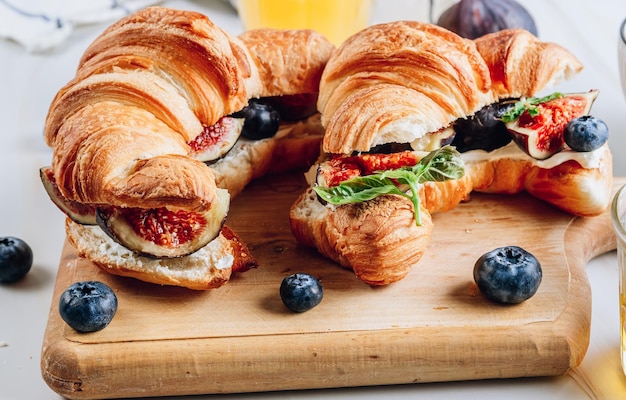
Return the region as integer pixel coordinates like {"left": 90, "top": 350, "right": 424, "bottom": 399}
{"left": 473, "top": 246, "right": 542, "bottom": 304}
{"left": 233, "top": 101, "right": 280, "bottom": 140}
{"left": 59, "top": 281, "right": 118, "bottom": 332}
{"left": 564, "top": 115, "right": 609, "bottom": 152}
{"left": 279, "top": 273, "right": 323, "bottom": 312}
{"left": 0, "top": 236, "right": 33, "bottom": 283}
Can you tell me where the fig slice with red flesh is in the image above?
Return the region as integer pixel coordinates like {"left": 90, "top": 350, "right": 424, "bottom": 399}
{"left": 188, "top": 116, "right": 243, "bottom": 163}
{"left": 315, "top": 157, "right": 362, "bottom": 189}
{"left": 316, "top": 151, "right": 423, "bottom": 189}
{"left": 40, "top": 166, "right": 97, "bottom": 225}
{"left": 96, "top": 188, "right": 230, "bottom": 258}
{"left": 314, "top": 151, "right": 424, "bottom": 205}
{"left": 505, "top": 90, "right": 599, "bottom": 160}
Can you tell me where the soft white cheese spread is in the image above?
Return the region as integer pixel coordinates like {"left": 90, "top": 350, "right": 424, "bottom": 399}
{"left": 460, "top": 142, "right": 606, "bottom": 170}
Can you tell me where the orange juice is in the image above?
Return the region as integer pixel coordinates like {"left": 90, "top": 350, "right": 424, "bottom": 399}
{"left": 621, "top": 290, "right": 626, "bottom": 375}
{"left": 237, "top": 0, "right": 373, "bottom": 46}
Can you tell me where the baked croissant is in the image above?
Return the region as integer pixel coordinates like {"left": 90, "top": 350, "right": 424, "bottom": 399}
{"left": 41, "top": 7, "right": 333, "bottom": 289}
{"left": 464, "top": 29, "right": 612, "bottom": 215}
{"left": 318, "top": 21, "right": 492, "bottom": 154}
{"left": 290, "top": 23, "right": 613, "bottom": 286}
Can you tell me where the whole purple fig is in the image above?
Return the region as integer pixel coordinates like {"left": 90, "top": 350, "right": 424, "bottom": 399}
{"left": 436, "top": 0, "right": 538, "bottom": 39}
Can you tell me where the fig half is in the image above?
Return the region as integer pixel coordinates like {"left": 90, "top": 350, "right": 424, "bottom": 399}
{"left": 505, "top": 90, "right": 598, "bottom": 160}
{"left": 188, "top": 117, "right": 243, "bottom": 163}
{"left": 40, "top": 166, "right": 97, "bottom": 225}
{"left": 96, "top": 188, "right": 230, "bottom": 258}
{"left": 315, "top": 152, "right": 422, "bottom": 189}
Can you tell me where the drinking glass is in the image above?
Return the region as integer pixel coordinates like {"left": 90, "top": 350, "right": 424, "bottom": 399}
{"left": 612, "top": 185, "right": 626, "bottom": 375}
{"left": 616, "top": 17, "right": 626, "bottom": 375}
{"left": 236, "top": 0, "right": 373, "bottom": 46}
{"left": 617, "top": 18, "right": 626, "bottom": 96}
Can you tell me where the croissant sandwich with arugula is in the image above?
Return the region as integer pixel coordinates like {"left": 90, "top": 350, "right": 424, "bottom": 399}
{"left": 289, "top": 22, "right": 612, "bottom": 286}
{"left": 40, "top": 7, "right": 333, "bottom": 290}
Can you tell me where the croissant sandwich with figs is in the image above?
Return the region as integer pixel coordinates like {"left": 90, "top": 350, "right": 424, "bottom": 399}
{"left": 40, "top": 7, "right": 334, "bottom": 290}
{"left": 289, "top": 22, "right": 612, "bottom": 286}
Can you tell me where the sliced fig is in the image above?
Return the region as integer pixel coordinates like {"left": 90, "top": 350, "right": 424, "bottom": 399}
{"left": 188, "top": 117, "right": 243, "bottom": 163}
{"left": 315, "top": 151, "right": 422, "bottom": 188}
{"left": 505, "top": 90, "right": 599, "bottom": 160}
{"left": 40, "top": 166, "right": 97, "bottom": 225}
{"left": 96, "top": 188, "right": 230, "bottom": 258}
{"left": 315, "top": 157, "right": 361, "bottom": 189}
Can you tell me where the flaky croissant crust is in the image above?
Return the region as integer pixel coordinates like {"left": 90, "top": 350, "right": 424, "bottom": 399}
{"left": 238, "top": 29, "right": 334, "bottom": 98}
{"left": 44, "top": 7, "right": 334, "bottom": 213}
{"left": 475, "top": 28, "right": 583, "bottom": 100}
{"left": 44, "top": 7, "right": 258, "bottom": 211}
{"left": 318, "top": 21, "right": 492, "bottom": 154}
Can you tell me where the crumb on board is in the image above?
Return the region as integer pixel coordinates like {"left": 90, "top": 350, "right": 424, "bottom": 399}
{"left": 469, "top": 283, "right": 479, "bottom": 297}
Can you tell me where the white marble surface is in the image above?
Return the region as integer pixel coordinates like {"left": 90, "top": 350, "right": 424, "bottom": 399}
{"left": 1, "top": 1, "right": 626, "bottom": 399}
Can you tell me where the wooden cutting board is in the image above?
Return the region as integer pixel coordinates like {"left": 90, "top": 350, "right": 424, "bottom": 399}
{"left": 40, "top": 174, "right": 623, "bottom": 399}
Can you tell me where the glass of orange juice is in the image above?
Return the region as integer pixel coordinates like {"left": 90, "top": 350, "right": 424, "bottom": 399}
{"left": 236, "top": 0, "right": 373, "bottom": 46}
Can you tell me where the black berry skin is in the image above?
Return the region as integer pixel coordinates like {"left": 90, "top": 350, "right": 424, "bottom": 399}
{"left": 234, "top": 101, "right": 280, "bottom": 140}
{"left": 0, "top": 236, "right": 33, "bottom": 283}
{"left": 451, "top": 102, "right": 514, "bottom": 152}
{"left": 473, "top": 246, "right": 542, "bottom": 304}
{"left": 59, "top": 281, "right": 118, "bottom": 332}
{"left": 563, "top": 115, "right": 609, "bottom": 152}
{"left": 280, "top": 273, "right": 323, "bottom": 313}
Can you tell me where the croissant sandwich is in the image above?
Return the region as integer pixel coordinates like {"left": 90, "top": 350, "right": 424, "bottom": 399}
{"left": 40, "top": 7, "right": 333, "bottom": 290}
{"left": 290, "top": 22, "right": 613, "bottom": 286}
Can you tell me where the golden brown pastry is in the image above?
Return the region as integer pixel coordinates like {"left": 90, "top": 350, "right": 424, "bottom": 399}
{"left": 475, "top": 29, "right": 583, "bottom": 100}
{"left": 290, "top": 187, "right": 434, "bottom": 286}
{"left": 41, "top": 7, "right": 333, "bottom": 289}
{"left": 290, "top": 23, "right": 613, "bottom": 286}
{"left": 318, "top": 21, "right": 492, "bottom": 154}
{"left": 463, "top": 144, "right": 613, "bottom": 217}
{"left": 44, "top": 7, "right": 255, "bottom": 211}
{"left": 239, "top": 28, "right": 334, "bottom": 98}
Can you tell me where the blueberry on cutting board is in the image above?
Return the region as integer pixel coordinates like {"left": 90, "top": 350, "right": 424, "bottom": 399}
{"left": 473, "top": 246, "right": 542, "bottom": 304}
{"left": 59, "top": 281, "right": 118, "bottom": 332}
{"left": 280, "top": 273, "right": 323, "bottom": 312}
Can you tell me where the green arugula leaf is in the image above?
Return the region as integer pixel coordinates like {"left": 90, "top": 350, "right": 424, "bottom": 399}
{"left": 312, "top": 146, "right": 464, "bottom": 226}
{"left": 501, "top": 92, "right": 564, "bottom": 123}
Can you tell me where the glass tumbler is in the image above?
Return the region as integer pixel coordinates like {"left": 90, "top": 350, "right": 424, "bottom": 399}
{"left": 236, "top": 0, "right": 373, "bottom": 46}
{"left": 613, "top": 185, "right": 626, "bottom": 375}
{"left": 617, "top": 17, "right": 626, "bottom": 375}
{"left": 620, "top": 18, "right": 626, "bottom": 98}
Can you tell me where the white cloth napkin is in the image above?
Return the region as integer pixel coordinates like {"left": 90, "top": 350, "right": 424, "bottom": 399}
{"left": 0, "top": 0, "right": 162, "bottom": 52}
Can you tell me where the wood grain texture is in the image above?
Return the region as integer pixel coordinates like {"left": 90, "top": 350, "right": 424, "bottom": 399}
{"left": 40, "top": 174, "right": 624, "bottom": 399}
